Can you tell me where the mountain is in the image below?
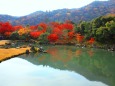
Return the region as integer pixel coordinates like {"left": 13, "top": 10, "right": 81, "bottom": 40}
{"left": 0, "top": 15, "right": 18, "bottom": 22}
{"left": 27, "top": 11, "right": 45, "bottom": 17}
{"left": 0, "top": 0, "right": 115, "bottom": 25}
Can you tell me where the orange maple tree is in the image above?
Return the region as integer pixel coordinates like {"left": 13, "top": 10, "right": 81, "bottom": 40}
{"left": 88, "top": 37, "right": 95, "bottom": 44}
{"left": 76, "top": 33, "right": 84, "bottom": 43}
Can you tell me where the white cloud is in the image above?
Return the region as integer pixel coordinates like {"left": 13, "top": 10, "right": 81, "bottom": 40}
{"left": 0, "top": 58, "right": 108, "bottom": 86}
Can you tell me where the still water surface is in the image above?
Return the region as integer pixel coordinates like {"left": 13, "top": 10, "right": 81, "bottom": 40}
{"left": 0, "top": 45, "right": 115, "bottom": 86}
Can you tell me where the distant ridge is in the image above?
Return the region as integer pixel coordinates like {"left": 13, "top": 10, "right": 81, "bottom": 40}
{"left": 0, "top": 0, "right": 115, "bottom": 25}
{"left": 0, "top": 15, "right": 18, "bottom": 22}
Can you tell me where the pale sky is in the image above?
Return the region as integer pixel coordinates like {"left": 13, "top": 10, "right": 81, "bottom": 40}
{"left": 0, "top": 0, "right": 108, "bottom": 16}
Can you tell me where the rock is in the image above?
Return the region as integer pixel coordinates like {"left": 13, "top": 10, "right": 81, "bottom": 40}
{"left": 5, "top": 42, "right": 11, "bottom": 45}
{"left": 30, "top": 46, "right": 38, "bottom": 52}
{"left": 26, "top": 49, "right": 30, "bottom": 54}
{"left": 39, "top": 47, "right": 44, "bottom": 52}
{"left": 16, "top": 47, "right": 20, "bottom": 49}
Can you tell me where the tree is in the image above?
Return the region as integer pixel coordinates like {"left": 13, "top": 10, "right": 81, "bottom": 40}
{"left": 96, "top": 27, "right": 110, "bottom": 43}
{"left": 106, "top": 21, "right": 115, "bottom": 43}
{"left": 68, "top": 31, "right": 74, "bottom": 39}
{"left": 88, "top": 37, "right": 95, "bottom": 45}
{"left": 48, "top": 33, "right": 59, "bottom": 42}
{"left": 106, "top": 21, "right": 115, "bottom": 34}
{"left": 76, "top": 33, "right": 84, "bottom": 43}
{"left": 10, "top": 31, "right": 19, "bottom": 40}
{"left": 30, "top": 31, "right": 43, "bottom": 39}
{"left": 0, "top": 22, "right": 15, "bottom": 35}
{"left": 39, "top": 32, "right": 50, "bottom": 43}
{"left": 4, "top": 32, "right": 11, "bottom": 37}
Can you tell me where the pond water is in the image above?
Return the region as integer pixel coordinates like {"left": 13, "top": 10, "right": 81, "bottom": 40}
{"left": 0, "top": 45, "right": 115, "bottom": 86}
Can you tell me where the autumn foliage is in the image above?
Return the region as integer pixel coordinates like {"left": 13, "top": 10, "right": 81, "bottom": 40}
{"left": 52, "top": 27, "right": 62, "bottom": 35}
{"left": 18, "top": 28, "right": 31, "bottom": 36}
{"left": 88, "top": 38, "right": 95, "bottom": 44}
{"left": 68, "top": 31, "right": 74, "bottom": 39}
{"left": 0, "top": 21, "right": 96, "bottom": 45}
{"left": 62, "top": 23, "right": 74, "bottom": 31}
{"left": 76, "top": 33, "right": 84, "bottom": 43}
{"left": 30, "top": 31, "right": 43, "bottom": 39}
{"left": 0, "top": 22, "right": 15, "bottom": 35}
{"left": 48, "top": 34, "right": 59, "bottom": 42}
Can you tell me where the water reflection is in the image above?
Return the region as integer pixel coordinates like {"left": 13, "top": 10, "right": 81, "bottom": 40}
{"left": 0, "top": 58, "right": 107, "bottom": 86}
{"left": 18, "top": 45, "right": 115, "bottom": 86}
{"left": 75, "top": 50, "right": 82, "bottom": 57}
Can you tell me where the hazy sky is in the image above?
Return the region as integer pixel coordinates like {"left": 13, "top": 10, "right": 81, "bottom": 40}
{"left": 0, "top": 0, "right": 108, "bottom": 16}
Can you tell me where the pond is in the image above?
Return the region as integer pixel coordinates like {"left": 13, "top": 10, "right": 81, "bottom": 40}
{"left": 0, "top": 45, "right": 115, "bottom": 86}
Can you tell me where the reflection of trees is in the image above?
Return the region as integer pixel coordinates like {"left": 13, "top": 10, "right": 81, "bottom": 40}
{"left": 87, "top": 50, "right": 94, "bottom": 57}
{"left": 46, "top": 46, "right": 73, "bottom": 63}
{"left": 75, "top": 50, "right": 82, "bottom": 57}
{"left": 20, "top": 46, "right": 115, "bottom": 86}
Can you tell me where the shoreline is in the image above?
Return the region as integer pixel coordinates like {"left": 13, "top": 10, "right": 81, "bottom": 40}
{"left": 0, "top": 40, "right": 114, "bottom": 62}
{"left": 0, "top": 40, "right": 31, "bottom": 62}
{"left": 0, "top": 40, "right": 11, "bottom": 46}
{"left": 0, "top": 47, "right": 31, "bottom": 62}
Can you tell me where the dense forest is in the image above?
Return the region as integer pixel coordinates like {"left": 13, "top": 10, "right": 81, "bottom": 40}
{"left": 0, "top": 15, "right": 115, "bottom": 47}
{"left": 0, "top": 0, "right": 115, "bottom": 25}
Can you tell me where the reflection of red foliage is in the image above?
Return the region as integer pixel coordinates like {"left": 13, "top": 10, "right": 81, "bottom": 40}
{"left": 76, "top": 33, "right": 84, "bottom": 43}
{"left": 87, "top": 50, "right": 94, "bottom": 57}
{"left": 30, "top": 31, "right": 43, "bottom": 39}
{"left": 48, "top": 34, "right": 59, "bottom": 42}
{"left": 75, "top": 50, "right": 82, "bottom": 57}
{"left": 47, "top": 48, "right": 58, "bottom": 56}
{"left": 88, "top": 38, "right": 95, "bottom": 44}
{"left": 47, "top": 48, "right": 59, "bottom": 62}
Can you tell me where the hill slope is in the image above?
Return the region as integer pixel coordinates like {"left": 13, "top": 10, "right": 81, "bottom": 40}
{"left": 0, "top": 0, "right": 115, "bottom": 25}
{"left": 0, "top": 15, "right": 18, "bottom": 22}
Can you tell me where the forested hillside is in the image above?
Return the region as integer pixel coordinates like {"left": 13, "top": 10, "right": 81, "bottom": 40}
{"left": 0, "top": 15, "right": 18, "bottom": 22}
{"left": 0, "top": 0, "right": 115, "bottom": 25}
{"left": 0, "top": 14, "right": 115, "bottom": 45}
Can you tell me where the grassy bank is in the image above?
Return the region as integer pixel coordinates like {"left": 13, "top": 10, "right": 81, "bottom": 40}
{"left": 0, "top": 40, "right": 31, "bottom": 62}
{"left": 0, "top": 47, "right": 30, "bottom": 62}
{"left": 0, "top": 40, "right": 10, "bottom": 46}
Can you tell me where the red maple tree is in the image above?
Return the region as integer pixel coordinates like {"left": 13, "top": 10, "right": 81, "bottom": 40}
{"left": 48, "top": 34, "right": 59, "bottom": 42}
{"left": 30, "top": 31, "right": 43, "bottom": 39}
